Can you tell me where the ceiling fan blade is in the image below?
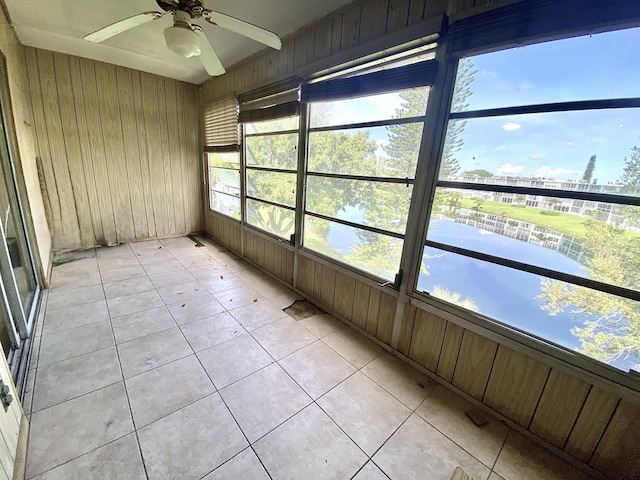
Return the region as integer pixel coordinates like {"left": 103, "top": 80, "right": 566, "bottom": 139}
{"left": 193, "top": 27, "right": 225, "bottom": 76}
{"left": 203, "top": 10, "right": 281, "bottom": 50}
{"left": 84, "top": 11, "right": 164, "bottom": 43}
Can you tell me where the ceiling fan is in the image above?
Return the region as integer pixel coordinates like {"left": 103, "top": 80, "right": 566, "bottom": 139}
{"left": 84, "top": 0, "right": 282, "bottom": 76}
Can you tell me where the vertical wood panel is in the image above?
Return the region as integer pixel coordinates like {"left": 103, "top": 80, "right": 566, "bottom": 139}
{"left": 52, "top": 53, "right": 95, "bottom": 246}
{"left": 298, "top": 255, "right": 316, "bottom": 295}
{"left": 484, "top": 346, "right": 551, "bottom": 428}
{"left": 376, "top": 291, "right": 396, "bottom": 345}
{"left": 330, "top": 14, "right": 344, "bottom": 55}
{"left": 95, "top": 62, "right": 136, "bottom": 242}
{"left": 26, "top": 48, "right": 61, "bottom": 241}
{"left": 264, "top": 239, "right": 275, "bottom": 274}
{"left": 266, "top": 50, "right": 279, "bottom": 82}
{"left": 436, "top": 322, "right": 463, "bottom": 382}
{"left": 131, "top": 70, "right": 157, "bottom": 237}
{"left": 408, "top": 308, "right": 446, "bottom": 372}
{"left": 285, "top": 249, "right": 294, "bottom": 284}
{"left": 397, "top": 303, "right": 416, "bottom": 355}
{"left": 529, "top": 369, "right": 591, "bottom": 449}
{"left": 387, "top": 0, "right": 411, "bottom": 32}
{"left": 424, "top": 0, "right": 448, "bottom": 17}
{"left": 294, "top": 29, "right": 316, "bottom": 71}
{"left": 366, "top": 287, "right": 382, "bottom": 336}
{"left": 314, "top": 18, "right": 333, "bottom": 60}
{"left": 408, "top": 0, "right": 426, "bottom": 23}
{"left": 360, "top": 0, "right": 390, "bottom": 42}
{"left": 272, "top": 242, "right": 283, "bottom": 279}
{"left": 333, "top": 271, "right": 355, "bottom": 320}
{"left": 68, "top": 56, "right": 104, "bottom": 244}
{"left": 78, "top": 58, "right": 118, "bottom": 244}
{"left": 312, "top": 261, "right": 324, "bottom": 302}
{"left": 352, "top": 280, "right": 371, "bottom": 330}
{"left": 590, "top": 399, "right": 640, "bottom": 479}
{"left": 320, "top": 264, "right": 336, "bottom": 310}
{"left": 451, "top": 330, "right": 498, "bottom": 400}
{"left": 141, "top": 73, "right": 169, "bottom": 237}
{"left": 564, "top": 386, "right": 620, "bottom": 463}
{"left": 35, "top": 50, "right": 81, "bottom": 247}
{"left": 341, "top": 4, "right": 362, "bottom": 49}
{"left": 166, "top": 79, "right": 186, "bottom": 235}
{"left": 115, "top": 66, "right": 148, "bottom": 239}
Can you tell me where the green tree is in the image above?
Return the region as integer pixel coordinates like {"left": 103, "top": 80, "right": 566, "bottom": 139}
{"left": 620, "top": 141, "right": 640, "bottom": 195}
{"left": 440, "top": 59, "right": 477, "bottom": 177}
{"left": 581, "top": 154, "right": 597, "bottom": 183}
{"left": 538, "top": 216, "right": 640, "bottom": 368}
{"left": 247, "top": 117, "right": 378, "bottom": 239}
{"left": 462, "top": 169, "right": 493, "bottom": 177}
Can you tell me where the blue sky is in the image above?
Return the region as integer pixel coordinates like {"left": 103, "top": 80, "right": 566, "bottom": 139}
{"left": 453, "top": 27, "right": 640, "bottom": 183}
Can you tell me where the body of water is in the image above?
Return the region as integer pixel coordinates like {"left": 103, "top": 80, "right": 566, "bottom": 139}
{"left": 325, "top": 212, "right": 636, "bottom": 371}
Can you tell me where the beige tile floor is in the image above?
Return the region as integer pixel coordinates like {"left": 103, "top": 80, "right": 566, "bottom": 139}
{"left": 22, "top": 236, "right": 595, "bottom": 480}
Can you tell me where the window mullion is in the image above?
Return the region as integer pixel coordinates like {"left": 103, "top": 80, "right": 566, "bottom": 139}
{"left": 405, "top": 50, "right": 460, "bottom": 296}
{"left": 292, "top": 103, "right": 309, "bottom": 286}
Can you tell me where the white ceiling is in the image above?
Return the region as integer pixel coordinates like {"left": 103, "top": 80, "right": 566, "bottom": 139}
{"left": 6, "top": 0, "right": 355, "bottom": 84}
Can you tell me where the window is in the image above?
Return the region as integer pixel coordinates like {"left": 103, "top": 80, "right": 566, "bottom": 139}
{"left": 243, "top": 116, "right": 299, "bottom": 240}
{"left": 301, "top": 60, "right": 436, "bottom": 281}
{"left": 419, "top": 28, "right": 640, "bottom": 372}
{"left": 203, "top": 96, "right": 240, "bottom": 218}
{"left": 208, "top": 152, "right": 240, "bottom": 219}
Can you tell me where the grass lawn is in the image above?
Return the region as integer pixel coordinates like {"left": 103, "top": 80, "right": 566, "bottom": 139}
{"left": 456, "top": 198, "right": 590, "bottom": 238}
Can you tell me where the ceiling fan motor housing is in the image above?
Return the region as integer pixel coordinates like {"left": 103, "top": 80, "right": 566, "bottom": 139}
{"left": 156, "top": 0, "right": 205, "bottom": 18}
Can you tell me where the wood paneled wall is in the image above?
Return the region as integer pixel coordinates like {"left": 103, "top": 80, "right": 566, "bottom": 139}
{"left": 207, "top": 213, "right": 639, "bottom": 479}
{"left": 25, "top": 49, "right": 202, "bottom": 251}
{"left": 201, "top": 1, "right": 639, "bottom": 478}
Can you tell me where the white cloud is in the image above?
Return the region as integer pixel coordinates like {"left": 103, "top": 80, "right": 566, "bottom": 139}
{"left": 478, "top": 229, "right": 494, "bottom": 236}
{"left": 502, "top": 122, "right": 521, "bottom": 132}
{"left": 496, "top": 163, "right": 524, "bottom": 175}
{"left": 528, "top": 154, "right": 543, "bottom": 161}
{"left": 534, "top": 166, "right": 578, "bottom": 178}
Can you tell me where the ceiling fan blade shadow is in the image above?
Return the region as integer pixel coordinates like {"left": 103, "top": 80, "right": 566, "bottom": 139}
{"left": 203, "top": 10, "right": 281, "bottom": 50}
{"left": 84, "top": 11, "right": 165, "bottom": 43}
{"left": 193, "top": 26, "right": 225, "bottom": 76}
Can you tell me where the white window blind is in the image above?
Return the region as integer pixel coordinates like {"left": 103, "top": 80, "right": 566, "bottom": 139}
{"left": 202, "top": 96, "right": 239, "bottom": 152}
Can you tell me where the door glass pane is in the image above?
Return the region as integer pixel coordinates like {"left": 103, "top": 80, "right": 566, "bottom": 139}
{"left": 0, "top": 167, "right": 35, "bottom": 315}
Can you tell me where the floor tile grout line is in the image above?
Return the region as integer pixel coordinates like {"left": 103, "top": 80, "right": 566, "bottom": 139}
{"left": 97, "top": 246, "right": 152, "bottom": 480}
{"left": 490, "top": 432, "right": 510, "bottom": 476}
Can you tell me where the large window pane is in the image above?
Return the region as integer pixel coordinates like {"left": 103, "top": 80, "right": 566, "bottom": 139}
{"left": 247, "top": 199, "right": 295, "bottom": 239}
{"left": 245, "top": 116, "right": 298, "bottom": 134}
{"left": 208, "top": 151, "right": 240, "bottom": 168}
{"left": 310, "top": 87, "right": 430, "bottom": 127}
{"left": 429, "top": 191, "right": 640, "bottom": 290}
{"left": 308, "top": 124, "right": 423, "bottom": 177}
{"left": 304, "top": 216, "right": 402, "bottom": 280}
{"left": 246, "top": 170, "right": 296, "bottom": 207}
{"left": 307, "top": 177, "right": 412, "bottom": 234}
{"left": 418, "top": 245, "right": 640, "bottom": 372}
{"left": 210, "top": 167, "right": 239, "bottom": 195}
{"left": 246, "top": 133, "right": 298, "bottom": 169}
{"left": 208, "top": 152, "right": 240, "bottom": 218}
{"left": 453, "top": 28, "right": 640, "bottom": 113}
{"left": 439, "top": 109, "right": 640, "bottom": 195}
{"left": 210, "top": 192, "right": 240, "bottom": 219}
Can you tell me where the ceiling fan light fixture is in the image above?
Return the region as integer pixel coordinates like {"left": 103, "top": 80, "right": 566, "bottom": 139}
{"left": 164, "top": 24, "right": 201, "bottom": 58}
